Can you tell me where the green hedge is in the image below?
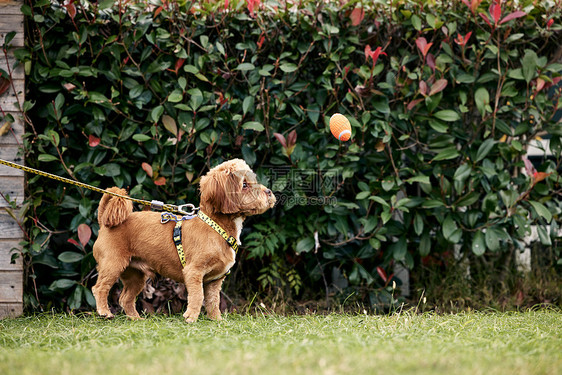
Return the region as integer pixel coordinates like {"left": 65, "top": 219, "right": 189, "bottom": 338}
{"left": 7, "top": 0, "right": 562, "bottom": 310}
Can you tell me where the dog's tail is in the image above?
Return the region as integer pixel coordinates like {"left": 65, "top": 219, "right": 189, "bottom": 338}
{"left": 97, "top": 187, "right": 133, "bottom": 228}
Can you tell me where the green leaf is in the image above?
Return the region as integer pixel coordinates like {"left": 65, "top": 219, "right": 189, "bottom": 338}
{"left": 453, "top": 163, "right": 472, "bottom": 183}
{"left": 434, "top": 109, "right": 460, "bottom": 122}
{"left": 521, "top": 50, "right": 538, "bottom": 83}
{"left": 431, "top": 146, "right": 460, "bottom": 161}
{"left": 98, "top": 0, "right": 114, "bottom": 10}
{"left": 499, "top": 190, "right": 518, "bottom": 209}
{"left": 151, "top": 105, "right": 164, "bottom": 122}
{"left": 243, "top": 96, "right": 255, "bottom": 115}
{"left": 296, "top": 237, "right": 315, "bottom": 253}
{"left": 442, "top": 215, "right": 460, "bottom": 243}
{"left": 49, "top": 279, "right": 76, "bottom": 291}
{"left": 236, "top": 63, "right": 255, "bottom": 71}
{"left": 414, "top": 213, "right": 424, "bottom": 236}
{"left": 132, "top": 134, "right": 151, "bottom": 142}
{"left": 537, "top": 225, "right": 552, "bottom": 246}
{"left": 58, "top": 251, "right": 84, "bottom": 263}
{"left": 476, "top": 139, "right": 496, "bottom": 162}
{"left": 369, "top": 195, "right": 390, "bottom": 208}
{"left": 356, "top": 191, "right": 371, "bottom": 200}
{"left": 422, "top": 199, "right": 445, "bottom": 208}
{"left": 242, "top": 121, "right": 265, "bottom": 132}
{"left": 411, "top": 14, "right": 422, "bottom": 31}
{"left": 390, "top": 237, "right": 407, "bottom": 261}
{"left": 428, "top": 120, "right": 449, "bottom": 133}
{"left": 472, "top": 231, "right": 486, "bottom": 256}
{"left": 419, "top": 233, "right": 431, "bottom": 256}
{"left": 485, "top": 228, "right": 500, "bottom": 252}
{"left": 528, "top": 200, "right": 552, "bottom": 222}
{"left": 168, "top": 89, "right": 183, "bottom": 103}
{"left": 38, "top": 154, "right": 58, "bottom": 162}
{"left": 474, "top": 87, "right": 489, "bottom": 116}
{"left": 406, "top": 175, "right": 430, "bottom": 184}
{"left": 280, "top": 63, "right": 298, "bottom": 73}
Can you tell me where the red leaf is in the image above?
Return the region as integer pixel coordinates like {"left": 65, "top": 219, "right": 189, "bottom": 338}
{"left": 154, "top": 176, "right": 166, "bottom": 186}
{"left": 154, "top": 6, "right": 163, "bottom": 17}
{"left": 479, "top": 12, "right": 492, "bottom": 28}
{"left": 0, "top": 76, "right": 10, "bottom": 96}
{"left": 246, "top": 0, "right": 260, "bottom": 17}
{"left": 350, "top": 8, "right": 365, "bottom": 26}
{"left": 547, "top": 18, "right": 554, "bottom": 29}
{"left": 535, "top": 78, "right": 545, "bottom": 93}
{"left": 88, "top": 135, "right": 100, "bottom": 147}
{"left": 273, "top": 133, "right": 287, "bottom": 148}
{"left": 365, "top": 45, "right": 373, "bottom": 62}
{"left": 63, "top": 83, "right": 77, "bottom": 92}
{"left": 67, "top": 238, "right": 80, "bottom": 247}
{"left": 407, "top": 98, "right": 424, "bottom": 111}
{"left": 376, "top": 266, "right": 388, "bottom": 283}
{"left": 416, "top": 37, "right": 428, "bottom": 56}
{"left": 500, "top": 11, "right": 526, "bottom": 25}
{"left": 78, "top": 223, "right": 92, "bottom": 248}
{"left": 415, "top": 37, "right": 432, "bottom": 58}
{"left": 257, "top": 33, "right": 265, "bottom": 49}
{"left": 65, "top": 2, "right": 76, "bottom": 19}
{"left": 523, "top": 156, "right": 536, "bottom": 177}
{"left": 489, "top": 1, "right": 501, "bottom": 25}
{"left": 225, "top": 0, "right": 229, "bottom": 10}
{"left": 142, "top": 162, "right": 153, "bottom": 178}
{"left": 429, "top": 79, "right": 448, "bottom": 96}
{"left": 426, "top": 53, "right": 436, "bottom": 72}
{"left": 287, "top": 129, "right": 297, "bottom": 147}
{"left": 174, "top": 58, "right": 185, "bottom": 74}
{"left": 470, "top": 0, "right": 483, "bottom": 13}
{"left": 533, "top": 172, "right": 551, "bottom": 184}
{"left": 419, "top": 80, "right": 428, "bottom": 96}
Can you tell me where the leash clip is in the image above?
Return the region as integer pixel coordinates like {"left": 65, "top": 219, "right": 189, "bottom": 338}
{"left": 177, "top": 203, "right": 199, "bottom": 216}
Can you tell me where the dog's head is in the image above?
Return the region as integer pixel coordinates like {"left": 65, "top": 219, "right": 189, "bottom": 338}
{"left": 199, "top": 159, "right": 276, "bottom": 216}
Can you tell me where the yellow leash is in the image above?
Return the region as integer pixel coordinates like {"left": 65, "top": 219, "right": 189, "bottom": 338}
{"left": 0, "top": 158, "right": 194, "bottom": 215}
{"left": 1, "top": 158, "right": 239, "bottom": 259}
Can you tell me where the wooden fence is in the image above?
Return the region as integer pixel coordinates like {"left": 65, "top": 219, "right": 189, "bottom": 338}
{"left": 0, "top": 0, "right": 24, "bottom": 318}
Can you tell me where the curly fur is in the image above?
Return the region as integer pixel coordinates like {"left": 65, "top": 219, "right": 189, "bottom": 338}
{"left": 91, "top": 159, "right": 276, "bottom": 323}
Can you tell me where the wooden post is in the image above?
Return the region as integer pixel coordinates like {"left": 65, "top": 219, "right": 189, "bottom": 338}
{"left": 0, "top": 0, "right": 24, "bottom": 318}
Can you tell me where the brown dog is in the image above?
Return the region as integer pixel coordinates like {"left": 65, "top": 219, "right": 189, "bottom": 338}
{"left": 91, "top": 159, "right": 276, "bottom": 322}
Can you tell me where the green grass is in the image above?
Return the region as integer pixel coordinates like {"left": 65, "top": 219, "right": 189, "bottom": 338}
{"left": 1, "top": 310, "right": 561, "bottom": 375}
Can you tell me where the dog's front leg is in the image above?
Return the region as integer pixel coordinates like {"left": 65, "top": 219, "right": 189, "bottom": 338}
{"left": 204, "top": 277, "right": 225, "bottom": 321}
{"left": 182, "top": 266, "right": 205, "bottom": 323}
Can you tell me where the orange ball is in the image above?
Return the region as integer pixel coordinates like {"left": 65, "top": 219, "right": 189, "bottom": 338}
{"left": 330, "top": 113, "right": 351, "bottom": 141}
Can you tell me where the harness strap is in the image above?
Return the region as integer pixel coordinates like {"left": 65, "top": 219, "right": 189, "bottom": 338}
{"left": 161, "top": 211, "right": 238, "bottom": 271}
{"left": 172, "top": 221, "right": 187, "bottom": 267}
{"left": 197, "top": 211, "right": 239, "bottom": 253}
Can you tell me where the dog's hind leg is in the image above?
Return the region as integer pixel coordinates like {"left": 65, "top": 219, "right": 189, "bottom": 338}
{"left": 204, "top": 277, "right": 225, "bottom": 321}
{"left": 119, "top": 267, "right": 147, "bottom": 319}
{"left": 92, "top": 255, "right": 129, "bottom": 318}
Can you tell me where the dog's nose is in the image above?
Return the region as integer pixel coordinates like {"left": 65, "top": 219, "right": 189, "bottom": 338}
{"left": 265, "top": 189, "right": 272, "bottom": 196}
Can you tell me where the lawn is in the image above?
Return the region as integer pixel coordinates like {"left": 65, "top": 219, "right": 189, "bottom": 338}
{"left": 1, "top": 310, "right": 561, "bottom": 375}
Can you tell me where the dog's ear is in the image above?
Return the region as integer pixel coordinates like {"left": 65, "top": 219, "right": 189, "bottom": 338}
{"left": 199, "top": 169, "right": 241, "bottom": 214}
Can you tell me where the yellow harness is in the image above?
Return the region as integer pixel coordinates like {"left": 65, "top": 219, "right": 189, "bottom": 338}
{"left": 161, "top": 211, "right": 239, "bottom": 268}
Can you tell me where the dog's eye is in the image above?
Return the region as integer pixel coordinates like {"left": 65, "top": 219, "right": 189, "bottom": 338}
{"left": 243, "top": 182, "right": 248, "bottom": 189}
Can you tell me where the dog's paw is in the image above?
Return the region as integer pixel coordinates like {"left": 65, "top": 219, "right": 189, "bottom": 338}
{"left": 183, "top": 311, "right": 198, "bottom": 323}
{"left": 98, "top": 311, "right": 114, "bottom": 319}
